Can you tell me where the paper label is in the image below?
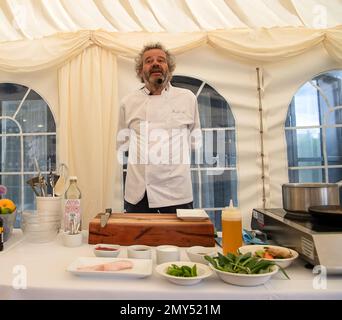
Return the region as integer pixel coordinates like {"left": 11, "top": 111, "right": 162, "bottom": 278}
{"left": 64, "top": 199, "right": 81, "bottom": 232}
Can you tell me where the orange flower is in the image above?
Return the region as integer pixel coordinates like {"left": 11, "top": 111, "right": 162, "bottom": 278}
{"left": 0, "top": 199, "right": 16, "bottom": 214}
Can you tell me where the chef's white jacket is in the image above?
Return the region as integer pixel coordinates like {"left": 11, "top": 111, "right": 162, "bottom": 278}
{"left": 117, "top": 84, "right": 202, "bottom": 207}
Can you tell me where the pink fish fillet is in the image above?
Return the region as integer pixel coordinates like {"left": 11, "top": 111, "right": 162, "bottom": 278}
{"left": 77, "top": 260, "right": 134, "bottom": 272}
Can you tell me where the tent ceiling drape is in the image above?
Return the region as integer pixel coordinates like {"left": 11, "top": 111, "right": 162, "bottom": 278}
{"left": 1, "top": 0, "right": 341, "bottom": 227}
{"left": 1, "top": 0, "right": 342, "bottom": 42}
{"left": 1, "top": 28, "right": 342, "bottom": 73}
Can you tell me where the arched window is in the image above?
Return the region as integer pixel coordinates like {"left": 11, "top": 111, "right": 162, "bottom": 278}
{"left": 171, "top": 76, "right": 237, "bottom": 230}
{"left": 0, "top": 83, "right": 57, "bottom": 224}
{"left": 285, "top": 70, "right": 342, "bottom": 202}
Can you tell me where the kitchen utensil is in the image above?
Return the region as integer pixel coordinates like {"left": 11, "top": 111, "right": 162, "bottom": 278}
{"left": 54, "top": 163, "right": 69, "bottom": 196}
{"left": 282, "top": 183, "right": 340, "bottom": 213}
{"left": 308, "top": 205, "right": 342, "bottom": 223}
{"left": 100, "top": 208, "right": 112, "bottom": 228}
{"left": 33, "top": 158, "right": 46, "bottom": 197}
{"left": 26, "top": 177, "right": 40, "bottom": 196}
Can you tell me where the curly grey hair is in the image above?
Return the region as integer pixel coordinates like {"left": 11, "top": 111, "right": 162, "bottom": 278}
{"left": 135, "top": 42, "right": 176, "bottom": 82}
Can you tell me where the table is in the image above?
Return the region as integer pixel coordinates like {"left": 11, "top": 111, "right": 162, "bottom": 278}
{"left": 1, "top": 230, "right": 342, "bottom": 300}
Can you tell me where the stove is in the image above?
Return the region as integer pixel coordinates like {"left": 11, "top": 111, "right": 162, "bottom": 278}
{"left": 251, "top": 208, "right": 342, "bottom": 274}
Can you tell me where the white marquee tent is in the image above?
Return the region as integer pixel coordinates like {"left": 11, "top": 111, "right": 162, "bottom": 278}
{"left": 1, "top": 0, "right": 342, "bottom": 228}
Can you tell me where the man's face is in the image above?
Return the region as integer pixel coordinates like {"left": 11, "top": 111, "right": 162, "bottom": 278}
{"left": 141, "top": 49, "right": 170, "bottom": 86}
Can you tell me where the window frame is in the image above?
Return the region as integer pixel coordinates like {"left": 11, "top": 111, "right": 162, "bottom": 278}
{"left": 285, "top": 69, "right": 342, "bottom": 184}
{"left": 0, "top": 83, "right": 57, "bottom": 217}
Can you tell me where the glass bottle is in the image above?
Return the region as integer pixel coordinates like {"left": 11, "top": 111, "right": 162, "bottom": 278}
{"left": 64, "top": 176, "right": 82, "bottom": 233}
{"left": 221, "top": 200, "right": 243, "bottom": 255}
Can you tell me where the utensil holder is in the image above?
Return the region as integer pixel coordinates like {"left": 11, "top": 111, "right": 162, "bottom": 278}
{"left": 36, "top": 196, "right": 62, "bottom": 216}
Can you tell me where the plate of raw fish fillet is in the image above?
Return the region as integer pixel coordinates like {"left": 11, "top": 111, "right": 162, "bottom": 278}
{"left": 67, "top": 257, "right": 152, "bottom": 278}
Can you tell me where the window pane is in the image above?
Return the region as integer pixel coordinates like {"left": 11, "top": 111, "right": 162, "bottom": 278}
{"left": 328, "top": 168, "right": 342, "bottom": 205}
{"left": 197, "top": 84, "right": 234, "bottom": 128}
{"left": 326, "top": 108, "right": 342, "bottom": 125}
{"left": 16, "top": 90, "right": 56, "bottom": 133}
{"left": 315, "top": 71, "right": 342, "bottom": 111}
{"left": 171, "top": 76, "right": 202, "bottom": 96}
{"left": 286, "top": 82, "right": 320, "bottom": 127}
{"left": 201, "top": 130, "right": 236, "bottom": 168}
{"left": 326, "top": 127, "right": 342, "bottom": 165}
{"left": 0, "top": 83, "right": 29, "bottom": 117}
{"left": 0, "top": 136, "right": 21, "bottom": 172}
{"left": 285, "top": 128, "right": 323, "bottom": 167}
{"left": 201, "top": 170, "right": 237, "bottom": 208}
{"left": 0, "top": 118, "right": 20, "bottom": 134}
{"left": 24, "top": 174, "right": 36, "bottom": 211}
{"left": 24, "top": 135, "right": 56, "bottom": 172}
{"left": 288, "top": 169, "right": 324, "bottom": 183}
{"left": 206, "top": 210, "right": 222, "bottom": 231}
{"left": 328, "top": 168, "right": 342, "bottom": 184}
{"left": 191, "top": 170, "right": 199, "bottom": 208}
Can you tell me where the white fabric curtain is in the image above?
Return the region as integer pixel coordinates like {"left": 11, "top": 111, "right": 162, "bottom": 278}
{"left": 58, "top": 46, "right": 120, "bottom": 227}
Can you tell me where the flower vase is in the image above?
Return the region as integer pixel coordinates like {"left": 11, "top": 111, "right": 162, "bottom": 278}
{"left": 1, "top": 210, "right": 16, "bottom": 242}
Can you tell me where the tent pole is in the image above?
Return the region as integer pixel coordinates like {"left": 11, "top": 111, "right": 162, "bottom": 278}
{"left": 256, "top": 67, "right": 266, "bottom": 209}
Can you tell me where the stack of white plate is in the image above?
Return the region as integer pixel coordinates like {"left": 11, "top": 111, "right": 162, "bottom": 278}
{"left": 21, "top": 211, "right": 60, "bottom": 243}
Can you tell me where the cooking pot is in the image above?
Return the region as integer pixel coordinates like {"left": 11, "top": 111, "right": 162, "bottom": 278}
{"left": 282, "top": 183, "right": 341, "bottom": 213}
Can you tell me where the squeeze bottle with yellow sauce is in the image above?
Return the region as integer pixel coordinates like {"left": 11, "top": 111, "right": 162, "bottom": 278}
{"left": 221, "top": 200, "right": 243, "bottom": 255}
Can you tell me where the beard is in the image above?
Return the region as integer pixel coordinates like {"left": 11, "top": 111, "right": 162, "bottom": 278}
{"left": 143, "top": 68, "right": 171, "bottom": 87}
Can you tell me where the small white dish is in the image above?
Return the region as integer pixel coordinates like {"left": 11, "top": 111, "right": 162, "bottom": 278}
{"left": 127, "top": 245, "right": 152, "bottom": 259}
{"left": 63, "top": 232, "right": 82, "bottom": 247}
{"left": 238, "top": 245, "right": 299, "bottom": 269}
{"left": 155, "top": 261, "right": 212, "bottom": 286}
{"left": 156, "top": 245, "right": 180, "bottom": 265}
{"left": 209, "top": 264, "right": 279, "bottom": 286}
{"left": 94, "top": 244, "right": 121, "bottom": 257}
{"left": 67, "top": 257, "right": 152, "bottom": 278}
{"left": 186, "top": 246, "right": 217, "bottom": 265}
{"left": 176, "top": 209, "right": 209, "bottom": 221}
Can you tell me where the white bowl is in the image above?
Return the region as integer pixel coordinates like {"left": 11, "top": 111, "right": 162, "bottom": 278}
{"left": 238, "top": 245, "right": 299, "bottom": 269}
{"left": 155, "top": 261, "right": 212, "bottom": 286}
{"left": 93, "top": 244, "right": 121, "bottom": 257}
{"left": 127, "top": 245, "right": 152, "bottom": 259}
{"left": 186, "top": 246, "right": 217, "bottom": 265}
{"left": 209, "top": 264, "right": 279, "bottom": 286}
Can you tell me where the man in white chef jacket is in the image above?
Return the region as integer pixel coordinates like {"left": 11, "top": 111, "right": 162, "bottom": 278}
{"left": 117, "top": 43, "right": 202, "bottom": 213}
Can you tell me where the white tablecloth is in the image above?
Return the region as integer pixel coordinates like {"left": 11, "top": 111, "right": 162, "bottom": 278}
{"left": 1, "top": 230, "right": 341, "bottom": 300}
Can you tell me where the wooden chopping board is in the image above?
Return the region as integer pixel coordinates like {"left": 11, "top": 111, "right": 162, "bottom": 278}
{"left": 88, "top": 213, "right": 215, "bottom": 247}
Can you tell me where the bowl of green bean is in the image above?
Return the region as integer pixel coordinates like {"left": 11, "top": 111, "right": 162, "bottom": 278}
{"left": 155, "top": 261, "right": 212, "bottom": 286}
